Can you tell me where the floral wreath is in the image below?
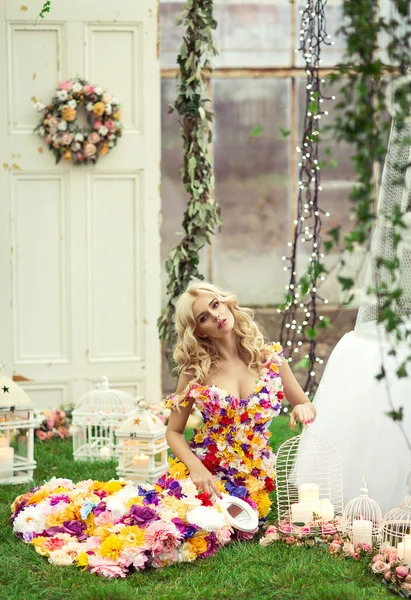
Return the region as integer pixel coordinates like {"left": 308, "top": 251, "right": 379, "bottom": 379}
{"left": 34, "top": 77, "right": 123, "bottom": 165}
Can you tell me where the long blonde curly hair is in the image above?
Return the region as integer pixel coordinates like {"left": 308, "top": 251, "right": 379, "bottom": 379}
{"left": 173, "top": 281, "right": 268, "bottom": 383}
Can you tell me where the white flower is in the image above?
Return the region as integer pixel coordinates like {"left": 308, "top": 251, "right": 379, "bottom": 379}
{"left": 108, "top": 141, "right": 114, "bottom": 148}
{"left": 71, "top": 142, "right": 81, "bottom": 151}
{"left": 56, "top": 90, "right": 68, "bottom": 101}
{"left": 57, "top": 120, "right": 67, "bottom": 131}
{"left": 13, "top": 506, "right": 47, "bottom": 534}
{"left": 51, "top": 134, "right": 58, "bottom": 142}
{"left": 111, "top": 96, "right": 118, "bottom": 104}
{"left": 186, "top": 506, "right": 229, "bottom": 532}
{"left": 105, "top": 104, "right": 112, "bottom": 115}
{"left": 35, "top": 101, "right": 45, "bottom": 112}
{"left": 98, "top": 125, "right": 108, "bottom": 136}
{"left": 68, "top": 99, "right": 77, "bottom": 109}
{"left": 72, "top": 82, "right": 82, "bottom": 93}
{"left": 48, "top": 548, "right": 75, "bottom": 566}
{"left": 86, "top": 102, "right": 93, "bottom": 111}
{"left": 38, "top": 126, "right": 45, "bottom": 136}
{"left": 108, "top": 134, "right": 116, "bottom": 140}
{"left": 74, "top": 133, "right": 84, "bottom": 142}
{"left": 94, "top": 86, "right": 102, "bottom": 95}
{"left": 46, "top": 477, "right": 75, "bottom": 491}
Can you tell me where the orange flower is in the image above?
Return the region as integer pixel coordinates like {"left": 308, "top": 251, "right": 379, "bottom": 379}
{"left": 92, "top": 102, "right": 106, "bottom": 117}
{"left": 62, "top": 150, "right": 72, "bottom": 161}
{"left": 26, "top": 489, "right": 50, "bottom": 505}
{"left": 98, "top": 143, "right": 109, "bottom": 156}
{"left": 61, "top": 106, "right": 76, "bottom": 121}
{"left": 113, "top": 109, "right": 121, "bottom": 120}
{"left": 188, "top": 535, "right": 208, "bottom": 555}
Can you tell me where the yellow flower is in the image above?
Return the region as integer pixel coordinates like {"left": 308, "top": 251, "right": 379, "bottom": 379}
{"left": 113, "top": 109, "right": 121, "bottom": 120}
{"left": 92, "top": 102, "right": 106, "bottom": 117}
{"left": 100, "top": 534, "right": 124, "bottom": 560}
{"left": 272, "top": 342, "right": 283, "bottom": 354}
{"left": 251, "top": 490, "right": 272, "bottom": 518}
{"left": 62, "top": 150, "right": 72, "bottom": 161}
{"left": 31, "top": 536, "right": 48, "bottom": 556}
{"left": 254, "top": 382, "right": 263, "bottom": 393}
{"left": 53, "top": 486, "right": 70, "bottom": 494}
{"left": 168, "top": 461, "right": 189, "bottom": 480}
{"left": 246, "top": 476, "right": 263, "bottom": 494}
{"left": 76, "top": 552, "right": 89, "bottom": 569}
{"left": 162, "top": 495, "right": 188, "bottom": 519}
{"left": 125, "top": 496, "right": 144, "bottom": 509}
{"left": 27, "top": 489, "right": 50, "bottom": 505}
{"left": 269, "top": 363, "right": 279, "bottom": 373}
{"left": 193, "top": 431, "right": 204, "bottom": 444}
{"left": 61, "top": 106, "right": 76, "bottom": 121}
{"left": 188, "top": 535, "right": 208, "bottom": 555}
{"left": 99, "top": 143, "right": 109, "bottom": 156}
{"left": 90, "top": 481, "right": 107, "bottom": 492}
{"left": 153, "top": 484, "right": 163, "bottom": 493}
{"left": 93, "top": 526, "right": 112, "bottom": 541}
{"left": 104, "top": 481, "right": 124, "bottom": 495}
{"left": 117, "top": 526, "right": 145, "bottom": 547}
{"left": 45, "top": 506, "right": 78, "bottom": 527}
{"left": 84, "top": 513, "right": 96, "bottom": 536}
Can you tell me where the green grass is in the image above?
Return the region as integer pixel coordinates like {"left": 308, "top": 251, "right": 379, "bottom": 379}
{"left": 0, "top": 417, "right": 390, "bottom": 600}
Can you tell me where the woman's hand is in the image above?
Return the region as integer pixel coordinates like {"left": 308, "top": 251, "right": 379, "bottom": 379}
{"left": 188, "top": 462, "right": 222, "bottom": 498}
{"left": 289, "top": 402, "right": 316, "bottom": 427}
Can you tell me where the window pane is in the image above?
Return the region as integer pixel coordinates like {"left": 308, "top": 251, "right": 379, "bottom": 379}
{"left": 213, "top": 78, "right": 292, "bottom": 305}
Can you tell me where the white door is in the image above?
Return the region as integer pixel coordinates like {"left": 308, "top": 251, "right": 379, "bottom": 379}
{"left": 0, "top": 0, "right": 162, "bottom": 408}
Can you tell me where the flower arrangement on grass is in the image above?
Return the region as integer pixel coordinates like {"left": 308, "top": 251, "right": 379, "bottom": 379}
{"left": 34, "top": 77, "right": 122, "bottom": 165}
{"left": 35, "top": 408, "right": 71, "bottom": 441}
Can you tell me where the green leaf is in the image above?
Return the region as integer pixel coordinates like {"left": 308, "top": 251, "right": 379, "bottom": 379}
{"left": 294, "top": 357, "right": 311, "bottom": 370}
{"left": 318, "top": 317, "right": 330, "bottom": 329}
{"left": 376, "top": 366, "right": 386, "bottom": 381}
{"left": 306, "top": 327, "right": 318, "bottom": 340}
{"left": 250, "top": 125, "right": 263, "bottom": 138}
{"left": 280, "top": 128, "right": 291, "bottom": 138}
{"left": 396, "top": 363, "right": 408, "bottom": 378}
{"left": 338, "top": 276, "right": 354, "bottom": 291}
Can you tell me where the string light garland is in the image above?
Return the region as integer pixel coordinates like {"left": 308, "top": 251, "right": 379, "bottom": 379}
{"left": 279, "top": 0, "right": 334, "bottom": 397}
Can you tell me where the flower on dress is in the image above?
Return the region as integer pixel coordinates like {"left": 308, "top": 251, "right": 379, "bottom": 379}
{"left": 144, "top": 521, "right": 182, "bottom": 556}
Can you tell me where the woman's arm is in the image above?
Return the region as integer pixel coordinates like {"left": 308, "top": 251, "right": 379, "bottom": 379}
{"left": 165, "top": 373, "right": 221, "bottom": 497}
{"left": 278, "top": 359, "right": 317, "bottom": 426}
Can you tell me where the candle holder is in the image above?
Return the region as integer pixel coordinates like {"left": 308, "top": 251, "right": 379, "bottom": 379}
{"left": 276, "top": 427, "right": 343, "bottom": 531}
{"left": 72, "top": 376, "right": 138, "bottom": 461}
{"left": 380, "top": 473, "right": 411, "bottom": 564}
{"left": 342, "top": 478, "right": 382, "bottom": 546}
{"left": 115, "top": 398, "right": 168, "bottom": 483}
{"left": 0, "top": 366, "right": 36, "bottom": 484}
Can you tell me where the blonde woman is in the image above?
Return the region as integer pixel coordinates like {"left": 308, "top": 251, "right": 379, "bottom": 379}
{"left": 165, "top": 281, "right": 316, "bottom": 511}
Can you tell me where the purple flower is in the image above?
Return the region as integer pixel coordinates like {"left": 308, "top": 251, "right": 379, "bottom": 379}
{"left": 126, "top": 505, "right": 159, "bottom": 528}
{"left": 63, "top": 519, "right": 87, "bottom": 540}
{"left": 49, "top": 494, "right": 70, "bottom": 506}
{"left": 138, "top": 486, "right": 160, "bottom": 505}
{"left": 241, "top": 444, "right": 251, "bottom": 453}
{"left": 251, "top": 468, "right": 260, "bottom": 477}
{"left": 225, "top": 481, "right": 248, "bottom": 498}
{"left": 167, "top": 480, "right": 182, "bottom": 499}
{"left": 172, "top": 518, "right": 199, "bottom": 539}
{"left": 22, "top": 531, "right": 34, "bottom": 542}
{"left": 202, "top": 533, "right": 220, "bottom": 558}
{"left": 93, "top": 501, "right": 107, "bottom": 516}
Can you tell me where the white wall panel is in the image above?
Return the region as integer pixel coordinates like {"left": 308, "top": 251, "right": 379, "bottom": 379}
{"left": 22, "top": 384, "right": 68, "bottom": 410}
{"left": 85, "top": 25, "right": 142, "bottom": 130}
{"left": 12, "top": 174, "right": 68, "bottom": 363}
{"left": 87, "top": 174, "right": 142, "bottom": 362}
{"left": 8, "top": 24, "right": 64, "bottom": 132}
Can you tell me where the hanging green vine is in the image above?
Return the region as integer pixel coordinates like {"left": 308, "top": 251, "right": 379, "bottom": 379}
{"left": 158, "top": 0, "right": 222, "bottom": 356}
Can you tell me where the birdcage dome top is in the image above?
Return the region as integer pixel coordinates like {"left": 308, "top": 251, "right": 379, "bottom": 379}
{"left": 72, "top": 376, "right": 137, "bottom": 416}
{"left": 0, "top": 364, "right": 32, "bottom": 408}
{"left": 116, "top": 399, "right": 166, "bottom": 436}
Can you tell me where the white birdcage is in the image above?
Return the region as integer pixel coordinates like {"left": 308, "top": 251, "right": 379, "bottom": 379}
{"left": 342, "top": 478, "right": 382, "bottom": 546}
{"left": 72, "top": 376, "right": 138, "bottom": 461}
{"left": 276, "top": 429, "right": 343, "bottom": 530}
{"left": 115, "top": 398, "right": 168, "bottom": 483}
{"left": 380, "top": 473, "right": 411, "bottom": 566}
{"left": 0, "top": 366, "right": 36, "bottom": 484}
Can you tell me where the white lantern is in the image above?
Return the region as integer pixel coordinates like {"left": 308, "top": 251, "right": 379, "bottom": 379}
{"left": 342, "top": 477, "right": 382, "bottom": 546}
{"left": 276, "top": 429, "right": 343, "bottom": 530}
{"left": 380, "top": 478, "right": 411, "bottom": 565}
{"left": 72, "top": 376, "right": 137, "bottom": 461}
{"left": 0, "top": 366, "right": 36, "bottom": 484}
{"left": 115, "top": 398, "right": 168, "bottom": 483}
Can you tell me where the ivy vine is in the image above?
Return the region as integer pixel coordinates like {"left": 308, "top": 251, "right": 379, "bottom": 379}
{"left": 158, "top": 0, "right": 222, "bottom": 357}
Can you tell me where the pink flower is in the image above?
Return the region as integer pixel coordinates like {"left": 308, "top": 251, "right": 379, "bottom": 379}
{"left": 215, "top": 528, "right": 232, "bottom": 545}
{"left": 59, "top": 410, "right": 66, "bottom": 418}
{"left": 83, "top": 85, "right": 95, "bottom": 96}
{"left": 46, "top": 418, "right": 56, "bottom": 429}
{"left": 285, "top": 536, "right": 295, "bottom": 545}
{"left": 321, "top": 523, "right": 337, "bottom": 535}
{"left": 353, "top": 553, "right": 359, "bottom": 560}
{"left": 144, "top": 520, "right": 182, "bottom": 556}
{"left": 117, "top": 547, "right": 148, "bottom": 570}
{"left": 88, "top": 132, "right": 100, "bottom": 144}
{"left": 93, "top": 120, "right": 103, "bottom": 130}
{"left": 265, "top": 526, "right": 278, "bottom": 536}
{"left": 342, "top": 542, "right": 355, "bottom": 557}
{"left": 59, "top": 133, "right": 73, "bottom": 146}
{"left": 76, "top": 152, "right": 84, "bottom": 162}
{"left": 94, "top": 511, "right": 114, "bottom": 527}
{"left": 47, "top": 431, "right": 54, "bottom": 438}
{"left": 47, "top": 117, "right": 59, "bottom": 129}
{"left": 44, "top": 135, "right": 52, "bottom": 144}
{"left": 83, "top": 143, "right": 97, "bottom": 158}
{"left": 36, "top": 430, "right": 47, "bottom": 440}
{"left": 279, "top": 524, "right": 295, "bottom": 534}
{"left": 329, "top": 542, "right": 341, "bottom": 555}
{"left": 384, "top": 571, "right": 393, "bottom": 581}
{"left": 235, "top": 528, "right": 257, "bottom": 541}
{"left": 87, "top": 555, "right": 127, "bottom": 578}
{"left": 58, "top": 80, "right": 73, "bottom": 92}
{"left": 300, "top": 526, "right": 312, "bottom": 537}
{"left": 102, "top": 93, "right": 112, "bottom": 104}
{"left": 372, "top": 554, "right": 385, "bottom": 563}
{"left": 371, "top": 560, "right": 389, "bottom": 574}
{"left": 361, "top": 542, "right": 372, "bottom": 553}
{"left": 395, "top": 566, "right": 410, "bottom": 579}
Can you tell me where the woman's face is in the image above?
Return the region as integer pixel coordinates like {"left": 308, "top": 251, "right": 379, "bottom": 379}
{"left": 192, "top": 291, "right": 235, "bottom": 340}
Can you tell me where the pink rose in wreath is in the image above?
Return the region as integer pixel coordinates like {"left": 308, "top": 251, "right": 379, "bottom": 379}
{"left": 83, "top": 85, "right": 95, "bottom": 96}
{"left": 83, "top": 143, "right": 97, "bottom": 158}
{"left": 58, "top": 80, "right": 73, "bottom": 92}
{"left": 59, "top": 133, "right": 73, "bottom": 146}
{"left": 88, "top": 132, "right": 101, "bottom": 144}
{"left": 106, "top": 120, "right": 116, "bottom": 132}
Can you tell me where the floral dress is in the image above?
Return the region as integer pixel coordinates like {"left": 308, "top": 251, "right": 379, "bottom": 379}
{"left": 10, "top": 343, "right": 284, "bottom": 578}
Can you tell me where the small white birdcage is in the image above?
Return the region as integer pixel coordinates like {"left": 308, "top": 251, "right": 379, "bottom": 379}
{"left": 115, "top": 398, "right": 168, "bottom": 483}
{"left": 276, "top": 428, "right": 343, "bottom": 530}
{"left": 342, "top": 478, "right": 382, "bottom": 546}
{"left": 380, "top": 473, "right": 411, "bottom": 566}
{"left": 72, "top": 376, "right": 137, "bottom": 461}
{"left": 0, "top": 366, "right": 36, "bottom": 484}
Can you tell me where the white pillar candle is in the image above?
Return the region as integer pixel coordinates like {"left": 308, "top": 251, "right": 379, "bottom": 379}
{"left": 132, "top": 453, "right": 149, "bottom": 470}
{"left": 0, "top": 437, "right": 9, "bottom": 448}
{"left": 320, "top": 499, "right": 335, "bottom": 522}
{"left": 352, "top": 519, "right": 372, "bottom": 546}
{"left": 0, "top": 446, "right": 14, "bottom": 478}
{"left": 99, "top": 446, "right": 111, "bottom": 460}
{"left": 397, "top": 535, "right": 411, "bottom": 567}
{"left": 291, "top": 502, "right": 315, "bottom": 524}
{"left": 298, "top": 483, "right": 320, "bottom": 503}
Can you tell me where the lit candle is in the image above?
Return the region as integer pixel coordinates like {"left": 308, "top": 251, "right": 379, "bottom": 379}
{"left": 352, "top": 519, "right": 372, "bottom": 546}
{"left": 298, "top": 483, "right": 320, "bottom": 503}
{"left": 397, "top": 535, "right": 411, "bottom": 567}
{"left": 0, "top": 446, "right": 14, "bottom": 478}
{"left": 99, "top": 446, "right": 111, "bottom": 460}
{"left": 0, "top": 437, "right": 9, "bottom": 448}
{"left": 132, "top": 453, "right": 149, "bottom": 470}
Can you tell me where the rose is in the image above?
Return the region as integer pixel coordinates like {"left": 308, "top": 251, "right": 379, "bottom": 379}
{"left": 83, "top": 143, "right": 97, "bottom": 158}
{"left": 372, "top": 553, "right": 385, "bottom": 563}
{"left": 99, "top": 143, "right": 109, "bottom": 156}
{"left": 396, "top": 566, "right": 410, "bottom": 579}
{"left": 58, "top": 80, "right": 72, "bottom": 91}
{"left": 384, "top": 571, "right": 393, "bottom": 581}
{"left": 300, "top": 526, "right": 311, "bottom": 537}
{"left": 329, "top": 542, "right": 341, "bottom": 555}
{"left": 93, "top": 120, "right": 103, "bottom": 130}
{"left": 82, "top": 85, "right": 95, "bottom": 96}
{"left": 285, "top": 536, "right": 295, "bottom": 545}
{"left": 60, "top": 133, "right": 73, "bottom": 146}
{"left": 61, "top": 107, "right": 76, "bottom": 122}
{"left": 102, "top": 92, "right": 112, "bottom": 103}
{"left": 36, "top": 430, "right": 47, "bottom": 440}
{"left": 279, "top": 524, "right": 295, "bottom": 534}
{"left": 105, "top": 105, "right": 112, "bottom": 115}
{"left": 71, "top": 142, "right": 81, "bottom": 152}
{"left": 48, "top": 117, "right": 59, "bottom": 129}
{"left": 92, "top": 102, "right": 106, "bottom": 117}
{"left": 87, "top": 132, "right": 100, "bottom": 144}
{"left": 371, "top": 560, "right": 389, "bottom": 574}
{"left": 105, "top": 120, "right": 116, "bottom": 132}
{"left": 342, "top": 542, "right": 355, "bottom": 557}
{"left": 402, "top": 583, "right": 411, "bottom": 593}
{"left": 76, "top": 152, "right": 84, "bottom": 162}
{"left": 44, "top": 135, "right": 52, "bottom": 144}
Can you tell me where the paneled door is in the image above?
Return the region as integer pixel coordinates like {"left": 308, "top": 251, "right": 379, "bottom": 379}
{"left": 0, "top": 0, "right": 162, "bottom": 408}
